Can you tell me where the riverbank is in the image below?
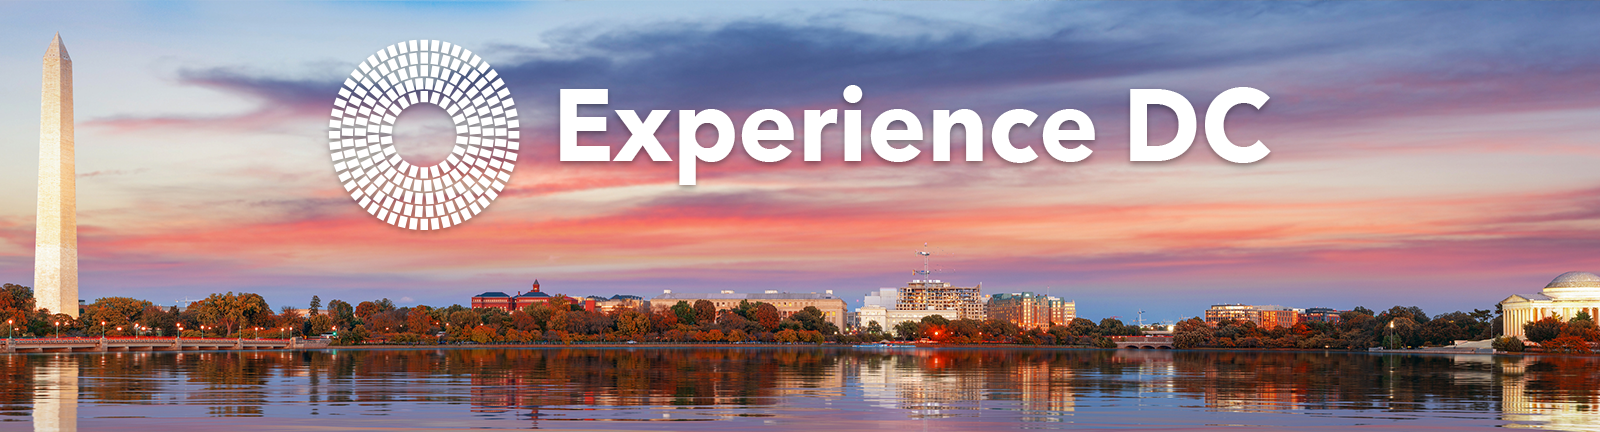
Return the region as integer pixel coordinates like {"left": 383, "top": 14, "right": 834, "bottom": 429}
{"left": 301, "top": 342, "right": 1600, "bottom": 358}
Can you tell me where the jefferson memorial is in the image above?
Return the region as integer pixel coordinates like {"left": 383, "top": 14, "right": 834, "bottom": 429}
{"left": 1500, "top": 271, "right": 1600, "bottom": 339}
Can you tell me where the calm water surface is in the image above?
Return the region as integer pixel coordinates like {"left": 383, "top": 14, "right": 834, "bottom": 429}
{"left": 2, "top": 347, "right": 1596, "bottom": 431}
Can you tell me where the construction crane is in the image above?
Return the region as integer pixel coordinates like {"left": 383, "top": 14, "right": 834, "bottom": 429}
{"left": 912, "top": 243, "right": 951, "bottom": 281}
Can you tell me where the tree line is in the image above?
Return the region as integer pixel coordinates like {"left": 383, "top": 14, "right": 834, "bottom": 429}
{"left": 1173, "top": 306, "right": 1498, "bottom": 350}
{"left": 9, "top": 282, "right": 1566, "bottom": 352}
{"left": 0, "top": 283, "right": 1147, "bottom": 346}
{"left": 0, "top": 284, "right": 849, "bottom": 345}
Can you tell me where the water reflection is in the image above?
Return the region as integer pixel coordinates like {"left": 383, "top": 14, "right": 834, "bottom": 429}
{"left": 0, "top": 348, "right": 1597, "bottom": 431}
{"left": 31, "top": 357, "right": 74, "bottom": 432}
{"left": 1501, "top": 356, "right": 1600, "bottom": 432}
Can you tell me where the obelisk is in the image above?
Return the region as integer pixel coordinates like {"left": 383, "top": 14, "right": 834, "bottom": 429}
{"left": 35, "top": 33, "right": 77, "bottom": 318}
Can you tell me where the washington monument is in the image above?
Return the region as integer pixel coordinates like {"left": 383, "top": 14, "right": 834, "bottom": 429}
{"left": 36, "top": 34, "right": 77, "bottom": 318}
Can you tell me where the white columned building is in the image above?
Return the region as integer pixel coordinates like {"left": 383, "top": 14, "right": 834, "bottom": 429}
{"left": 1499, "top": 271, "right": 1600, "bottom": 339}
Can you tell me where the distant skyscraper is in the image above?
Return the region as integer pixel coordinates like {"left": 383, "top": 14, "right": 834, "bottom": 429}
{"left": 35, "top": 34, "right": 78, "bottom": 318}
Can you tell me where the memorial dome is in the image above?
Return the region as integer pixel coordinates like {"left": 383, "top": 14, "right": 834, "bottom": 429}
{"left": 1541, "top": 271, "right": 1600, "bottom": 299}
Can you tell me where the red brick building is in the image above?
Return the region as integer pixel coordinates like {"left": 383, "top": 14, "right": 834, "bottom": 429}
{"left": 471, "top": 281, "right": 593, "bottom": 312}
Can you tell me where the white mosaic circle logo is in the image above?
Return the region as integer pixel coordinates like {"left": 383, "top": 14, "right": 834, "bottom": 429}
{"left": 328, "top": 40, "right": 519, "bottom": 230}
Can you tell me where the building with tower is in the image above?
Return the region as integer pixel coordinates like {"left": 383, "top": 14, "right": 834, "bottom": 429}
{"left": 471, "top": 281, "right": 592, "bottom": 312}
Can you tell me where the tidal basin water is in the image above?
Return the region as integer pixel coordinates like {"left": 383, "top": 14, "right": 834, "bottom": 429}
{"left": 3, "top": 348, "right": 1597, "bottom": 431}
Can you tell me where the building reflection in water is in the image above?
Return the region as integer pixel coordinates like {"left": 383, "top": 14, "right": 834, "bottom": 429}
{"left": 5, "top": 348, "right": 1600, "bottom": 430}
{"left": 1500, "top": 356, "right": 1600, "bottom": 432}
{"left": 32, "top": 355, "right": 76, "bottom": 432}
{"left": 855, "top": 350, "right": 1078, "bottom": 420}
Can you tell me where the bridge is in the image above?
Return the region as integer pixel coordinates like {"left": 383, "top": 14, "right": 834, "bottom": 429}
{"left": 0, "top": 336, "right": 331, "bottom": 353}
{"left": 1112, "top": 336, "right": 1174, "bottom": 349}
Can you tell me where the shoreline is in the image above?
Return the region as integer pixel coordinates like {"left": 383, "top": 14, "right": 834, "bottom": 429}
{"left": 247, "top": 343, "right": 1584, "bottom": 357}
{"left": 4, "top": 341, "right": 1588, "bottom": 357}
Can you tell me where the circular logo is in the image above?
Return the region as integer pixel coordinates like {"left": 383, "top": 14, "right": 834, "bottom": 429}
{"left": 328, "top": 40, "right": 519, "bottom": 230}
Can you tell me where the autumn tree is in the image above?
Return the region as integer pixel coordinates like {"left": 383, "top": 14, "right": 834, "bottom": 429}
{"left": 569, "top": 310, "right": 613, "bottom": 334}
{"left": 83, "top": 297, "right": 154, "bottom": 336}
{"left": 277, "top": 306, "right": 307, "bottom": 336}
{"left": 0, "top": 284, "right": 37, "bottom": 324}
{"left": 1543, "top": 336, "right": 1591, "bottom": 354}
{"left": 138, "top": 305, "right": 178, "bottom": 336}
{"left": 356, "top": 301, "right": 380, "bottom": 320}
{"left": 477, "top": 307, "right": 512, "bottom": 331}
{"left": 308, "top": 314, "right": 335, "bottom": 335}
{"left": 1523, "top": 316, "right": 1566, "bottom": 343}
{"left": 1566, "top": 312, "right": 1600, "bottom": 342}
{"left": 693, "top": 300, "right": 717, "bottom": 325}
{"left": 752, "top": 303, "right": 780, "bottom": 332}
{"left": 614, "top": 309, "right": 650, "bottom": 339}
{"left": 407, "top": 306, "right": 437, "bottom": 335}
{"left": 651, "top": 308, "right": 679, "bottom": 333}
{"left": 447, "top": 309, "right": 481, "bottom": 335}
{"left": 524, "top": 302, "right": 556, "bottom": 332}
{"left": 188, "top": 292, "right": 272, "bottom": 336}
{"left": 548, "top": 295, "right": 579, "bottom": 312}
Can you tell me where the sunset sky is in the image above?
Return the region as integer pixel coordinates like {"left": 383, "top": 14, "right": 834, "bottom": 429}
{"left": 0, "top": 2, "right": 1597, "bottom": 322}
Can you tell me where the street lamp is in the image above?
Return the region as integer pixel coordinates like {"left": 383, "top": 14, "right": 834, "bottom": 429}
{"left": 54, "top": 321, "right": 59, "bottom": 338}
{"left": 254, "top": 327, "right": 260, "bottom": 339}
{"left": 177, "top": 323, "right": 183, "bottom": 340}
{"left": 7, "top": 319, "right": 12, "bottom": 341}
{"left": 101, "top": 321, "right": 107, "bottom": 338}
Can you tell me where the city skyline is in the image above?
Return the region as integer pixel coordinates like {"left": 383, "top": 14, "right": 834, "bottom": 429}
{"left": 1, "top": 2, "right": 1598, "bottom": 320}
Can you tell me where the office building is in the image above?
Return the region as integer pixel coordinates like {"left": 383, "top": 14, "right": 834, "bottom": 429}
{"left": 897, "top": 280, "right": 985, "bottom": 321}
{"left": 986, "top": 292, "right": 1076, "bottom": 329}
{"left": 1204, "top": 304, "right": 1303, "bottom": 328}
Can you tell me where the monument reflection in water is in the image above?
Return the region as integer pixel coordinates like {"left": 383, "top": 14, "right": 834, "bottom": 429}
{"left": 1, "top": 349, "right": 1597, "bottom": 431}
{"left": 30, "top": 357, "right": 75, "bottom": 432}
